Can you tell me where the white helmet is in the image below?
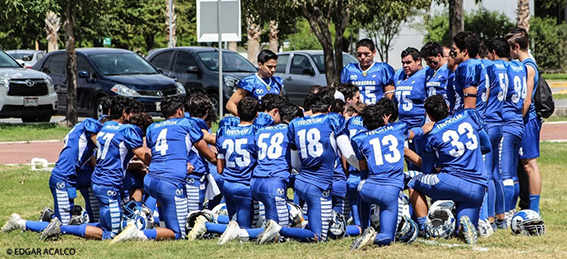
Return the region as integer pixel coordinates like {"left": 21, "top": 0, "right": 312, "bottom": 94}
{"left": 211, "top": 203, "right": 228, "bottom": 216}
{"left": 328, "top": 211, "right": 346, "bottom": 239}
{"left": 396, "top": 215, "right": 418, "bottom": 244}
{"left": 287, "top": 202, "right": 306, "bottom": 228}
{"left": 511, "top": 210, "right": 545, "bottom": 236}
{"left": 425, "top": 200, "right": 456, "bottom": 239}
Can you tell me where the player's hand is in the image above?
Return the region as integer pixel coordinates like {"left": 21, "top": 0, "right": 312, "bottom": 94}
{"left": 357, "top": 179, "right": 366, "bottom": 192}
{"left": 422, "top": 121, "right": 435, "bottom": 134}
{"left": 187, "top": 162, "right": 195, "bottom": 174}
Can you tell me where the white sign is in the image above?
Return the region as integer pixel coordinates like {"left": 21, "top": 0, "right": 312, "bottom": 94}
{"left": 197, "top": 0, "right": 242, "bottom": 42}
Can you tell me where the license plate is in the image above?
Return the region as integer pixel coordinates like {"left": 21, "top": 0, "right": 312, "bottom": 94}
{"left": 155, "top": 102, "right": 161, "bottom": 111}
{"left": 24, "top": 97, "right": 39, "bottom": 107}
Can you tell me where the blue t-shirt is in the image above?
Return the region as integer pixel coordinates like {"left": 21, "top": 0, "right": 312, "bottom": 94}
{"left": 351, "top": 122, "right": 408, "bottom": 189}
{"left": 287, "top": 113, "right": 345, "bottom": 190}
{"left": 341, "top": 62, "right": 395, "bottom": 104}
{"left": 502, "top": 60, "right": 527, "bottom": 138}
{"left": 216, "top": 124, "right": 257, "bottom": 184}
{"left": 484, "top": 59, "right": 508, "bottom": 126}
{"left": 237, "top": 73, "right": 283, "bottom": 100}
{"left": 522, "top": 58, "right": 539, "bottom": 121}
{"left": 146, "top": 117, "right": 204, "bottom": 184}
{"left": 453, "top": 59, "right": 486, "bottom": 119}
{"left": 426, "top": 64, "right": 450, "bottom": 101}
{"left": 424, "top": 109, "right": 487, "bottom": 186}
{"left": 91, "top": 121, "right": 144, "bottom": 188}
{"left": 253, "top": 123, "right": 291, "bottom": 181}
{"left": 394, "top": 67, "right": 429, "bottom": 128}
{"left": 51, "top": 118, "right": 102, "bottom": 185}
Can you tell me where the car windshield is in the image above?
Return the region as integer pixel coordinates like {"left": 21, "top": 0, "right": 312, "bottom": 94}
{"left": 0, "top": 51, "right": 22, "bottom": 68}
{"left": 311, "top": 53, "right": 358, "bottom": 73}
{"left": 89, "top": 53, "right": 158, "bottom": 76}
{"left": 197, "top": 51, "right": 257, "bottom": 72}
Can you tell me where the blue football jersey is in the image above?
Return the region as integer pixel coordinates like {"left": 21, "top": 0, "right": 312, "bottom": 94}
{"left": 351, "top": 122, "right": 408, "bottom": 189}
{"left": 287, "top": 113, "right": 345, "bottom": 190}
{"left": 254, "top": 112, "right": 275, "bottom": 128}
{"left": 426, "top": 64, "right": 450, "bottom": 101}
{"left": 424, "top": 109, "right": 487, "bottom": 186}
{"left": 447, "top": 71, "right": 457, "bottom": 114}
{"left": 394, "top": 67, "right": 429, "bottom": 128}
{"left": 237, "top": 73, "right": 283, "bottom": 100}
{"left": 51, "top": 118, "right": 102, "bottom": 185}
{"left": 341, "top": 62, "right": 395, "bottom": 104}
{"left": 522, "top": 58, "right": 539, "bottom": 121}
{"left": 345, "top": 115, "right": 366, "bottom": 172}
{"left": 502, "top": 60, "right": 527, "bottom": 138}
{"left": 91, "top": 121, "right": 144, "bottom": 188}
{"left": 253, "top": 123, "right": 291, "bottom": 181}
{"left": 147, "top": 118, "right": 204, "bottom": 184}
{"left": 453, "top": 59, "right": 486, "bottom": 119}
{"left": 485, "top": 59, "right": 508, "bottom": 126}
{"left": 184, "top": 116, "right": 211, "bottom": 175}
{"left": 218, "top": 116, "right": 241, "bottom": 129}
{"left": 216, "top": 124, "right": 257, "bottom": 184}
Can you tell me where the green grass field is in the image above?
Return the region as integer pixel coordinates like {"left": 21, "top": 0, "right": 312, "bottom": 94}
{"left": 0, "top": 123, "right": 69, "bottom": 142}
{"left": 1, "top": 142, "right": 566, "bottom": 258}
{"left": 543, "top": 73, "right": 567, "bottom": 80}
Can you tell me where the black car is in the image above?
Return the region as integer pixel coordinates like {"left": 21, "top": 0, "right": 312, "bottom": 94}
{"left": 146, "top": 47, "right": 257, "bottom": 109}
{"left": 33, "top": 48, "right": 185, "bottom": 118}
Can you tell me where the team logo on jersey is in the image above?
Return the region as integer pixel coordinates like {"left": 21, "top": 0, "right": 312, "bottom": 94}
{"left": 107, "top": 190, "right": 117, "bottom": 197}
{"left": 187, "top": 178, "right": 195, "bottom": 184}
{"left": 255, "top": 88, "right": 264, "bottom": 95}
{"left": 322, "top": 190, "right": 330, "bottom": 198}
{"left": 175, "top": 188, "right": 183, "bottom": 196}
{"left": 56, "top": 182, "right": 65, "bottom": 190}
{"left": 350, "top": 74, "right": 357, "bottom": 80}
{"left": 519, "top": 147, "right": 524, "bottom": 156}
{"left": 277, "top": 188, "right": 285, "bottom": 196}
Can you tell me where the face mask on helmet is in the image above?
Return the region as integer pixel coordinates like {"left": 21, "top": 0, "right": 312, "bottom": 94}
{"left": 69, "top": 205, "right": 90, "bottom": 225}
{"left": 511, "top": 210, "right": 545, "bottom": 236}
{"left": 287, "top": 202, "right": 306, "bottom": 228}
{"left": 396, "top": 215, "right": 418, "bottom": 244}
{"left": 328, "top": 211, "right": 346, "bottom": 239}
{"left": 425, "top": 200, "right": 456, "bottom": 239}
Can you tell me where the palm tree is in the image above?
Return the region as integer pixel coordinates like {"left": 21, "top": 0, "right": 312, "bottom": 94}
{"left": 517, "top": 0, "right": 530, "bottom": 31}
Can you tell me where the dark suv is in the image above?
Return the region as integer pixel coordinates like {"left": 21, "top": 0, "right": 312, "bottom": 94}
{"left": 146, "top": 47, "right": 257, "bottom": 109}
{"left": 34, "top": 48, "right": 185, "bottom": 118}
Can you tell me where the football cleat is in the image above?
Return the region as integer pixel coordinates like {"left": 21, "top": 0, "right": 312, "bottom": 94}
{"left": 110, "top": 222, "right": 148, "bottom": 244}
{"left": 477, "top": 219, "right": 494, "bottom": 238}
{"left": 351, "top": 227, "right": 377, "bottom": 250}
{"left": 459, "top": 216, "right": 478, "bottom": 245}
{"left": 39, "top": 207, "right": 54, "bottom": 222}
{"left": 257, "top": 219, "right": 282, "bottom": 244}
{"left": 40, "top": 218, "right": 61, "bottom": 241}
{"left": 218, "top": 220, "right": 240, "bottom": 245}
{"left": 2, "top": 213, "right": 24, "bottom": 233}
{"left": 495, "top": 218, "right": 508, "bottom": 229}
{"left": 187, "top": 215, "right": 208, "bottom": 241}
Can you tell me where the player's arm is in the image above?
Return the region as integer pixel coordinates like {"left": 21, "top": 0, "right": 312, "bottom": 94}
{"left": 90, "top": 134, "right": 97, "bottom": 146}
{"left": 336, "top": 134, "right": 360, "bottom": 170}
{"left": 383, "top": 85, "right": 395, "bottom": 99}
{"left": 404, "top": 147, "right": 422, "bottom": 167}
{"left": 523, "top": 65, "right": 536, "bottom": 117}
{"left": 290, "top": 149, "right": 301, "bottom": 171}
{"left": 202, "top": 130, "right": 216, "bottom": 146}
{"left": 132, "top": 146, "right": 152, "bottom": 166}
{"left": 463, "top": 86, "right": 477, "bottom": 109}
{"left": 226, "top": 88, "right": 248, "bottom": 116}
{"left": 194, "top": 139, "right": 217, "bottom": 164}
{"left": 408, "top": 122, "right": 434, "bottom": 140}
{"left": 478, "top": 127, "right": 492, "bottom": 155}
{"left": 217, "top": 158, "right": 225, "bottom": 175}
{"left": 358, "top": 159, "right": 369, "bottom": 180}
{"left": 421, "top": 151, "right": 436, "bottom": 174}
{"left": 89, "top": 154, "right": 96, "bottom": 168}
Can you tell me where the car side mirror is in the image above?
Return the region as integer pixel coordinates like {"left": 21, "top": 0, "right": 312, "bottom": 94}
{"left": 186, "top": 65, "right": 199, "bottom": 73}
{"left": 302, "top": 68, "right": 315, "bottom": 76}
{"left": 78, "top": 70, "right": 90, "bottom": 78}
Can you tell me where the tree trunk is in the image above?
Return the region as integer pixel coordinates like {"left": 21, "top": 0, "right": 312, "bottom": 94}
{"left": 268, "top": 20, "right": 279, "bottom": 53}
{"left": 247, "top": 16, "right": 262, "bottom": 64}
{"left": 63, "top": 0, "right": 78, "bottom": 127}
{"left": 166, "top": 0, "right": 177, "bottom": 47}
{"left": 449, "top": 0, "right": 464, "bottom": 42}
{"left": 332, "top": 1, "right": 350, "bottom": 85}
{"left": 45, "top": 11, "right": 60, "bottom": 52}
{"left": 517, "top": 0, "right": 530, "bottom": 31}
{"left": 228, "top": 42, "right": 237, "bottom": 51}
{"left": 300, "top": 1, "right": 335, "bottom": 85}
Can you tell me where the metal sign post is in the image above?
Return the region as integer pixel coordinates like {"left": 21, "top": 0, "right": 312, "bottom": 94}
{"left": 197, "top": 0, "right": 241, "bottom": 116}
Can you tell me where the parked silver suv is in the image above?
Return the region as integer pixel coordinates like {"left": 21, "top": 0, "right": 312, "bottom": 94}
{"left": 0, "top": 50, "right": 57, "bottom": 122}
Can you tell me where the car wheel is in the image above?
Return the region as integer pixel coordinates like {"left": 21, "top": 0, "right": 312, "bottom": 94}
{"left": 208, "top": 94, "right": 220, "bottom": 114}
{"left": 93, "top": 96, "right": 107, "bottom": 119}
